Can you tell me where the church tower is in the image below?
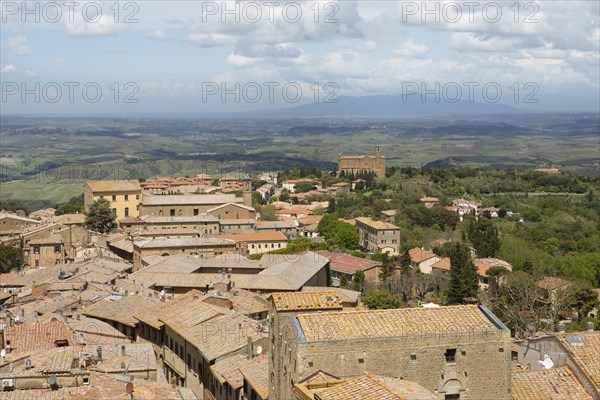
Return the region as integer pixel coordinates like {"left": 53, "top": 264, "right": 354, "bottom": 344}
{"left": 242, "top": 175, "right": 253, "bottom": 207}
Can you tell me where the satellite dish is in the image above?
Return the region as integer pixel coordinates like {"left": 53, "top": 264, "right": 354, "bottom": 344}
{"left": 538, "top": 354, "right": 554, "bottom": 369}
{"left": 49, "top": 374, "right": 57, "bottom": 386}
{"left": 125, "top": 382, "right": 134, "bottom": 394}
{"left": 160, "top": 290, "right": 165, "bottom": 297}
{"left": 1, "top": 349, "right": 6, "bottom": 358}
{"left": 255, "top": 346, "right": 263, "bottom": 355}
{"left": 15, "top": 316, "right": 20, "bottom": 323}
{"left": 25, "top": 358, "right": 32, "bottom": 368}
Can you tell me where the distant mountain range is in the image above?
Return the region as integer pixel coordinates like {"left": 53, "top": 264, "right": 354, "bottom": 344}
{"left": 254, "top": 94, "right": 522, "bottom": 117}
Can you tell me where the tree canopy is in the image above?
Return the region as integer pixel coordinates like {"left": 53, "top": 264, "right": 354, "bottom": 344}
{"left": 85, "top": 198, "right": 116, "bottom": 234}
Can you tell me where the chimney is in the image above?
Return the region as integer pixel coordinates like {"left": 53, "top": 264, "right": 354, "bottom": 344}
{"left": 587, "top": 321, "right": 595, "bottom": 332}
{"left": 97, "top": 346, "right": 102, "bottom": 361}
{"left": 247, "top": 337, "right": 254, "bottom": 359}
{"left": 121, "top": 345, "right": 126, "bottom": 356}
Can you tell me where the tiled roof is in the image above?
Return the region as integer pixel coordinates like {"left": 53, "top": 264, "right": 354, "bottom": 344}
{"left": 135, "top": 236, "right": 236, "bottom": 249}
{"left": 296, "top": 305, "right": 501, "bottom": 342}
{"left": 218, "top": 231, "right": 288, "bottom": 243}
{"left": 0, "top": 212, "right": 42, "bottom": 224}
{"left": 271, "top": 291, "right": 342, "bottom": 312}
{"left": 557, "top": 331, "right": 600, "bottom": 391}
{"left": 511, "top": 366, "right": 594, "bottom": 400}
{"left": 141, "top": 193, "right": 241, "bottom": 205}
{"left": 408, "top": 247, "right": 437, "bottom": 263}
{"left": 302, "top": 286, "right": 361, "bottom": 304}
{"left": 86, "top": 180, "right": 141, "bottom": 192}
{"left": 51, "top": 213, "right": 86, "bottom": 225}
{"left": 83, "top": 294, "right": 162, "bottom": 327}
{"left": 420, "top": 197, "right": 440, "bottom": 202}
{"left": 3, "top": 319, "right": 71, "bottom": 354}
{"left": 431, "top": 257, "right": 451, "bottom": 271}
{"left": 211, "top": 353, "right": 268, "bottom": 391}
{"left": 239, "top": 355, "right": 270, "bottom": 399}
{"left": 317, "top": 251, "right": 381, "bottom": 274}
{"left": 255, "top": 220, "right": 297, "bottom": 229}
{"left": 0, "top": 273, "right": 29, "bottom": 287}
{"left": 206, "top": 202, "right": 255, "bottom": 212}
{"left": 537, "top": 276, "right": 572, "bottom": 291}
{"left": 355, "top": 217, "right": 400, "bottom": 230}
{"left": 295, "top": 373, "right": 437, "bottom": 400}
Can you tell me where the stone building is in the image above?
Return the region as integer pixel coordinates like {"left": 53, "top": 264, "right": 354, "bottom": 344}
{"left": 0, "top": 211, "right": 41, "bottom": 239}
{"left": 84, "top": 180, "right": 142, "bottom": 219}
{"left": 338, "top": 147, "right": 386, "bottom": 178}
{"left": 269, "top": 300, "right": 512, "bottom": 400}
{"left": 355, "top": 217, "right": 401, "bottom": 256}
{"left": 139, "top": 194, "right": 248, "bottom": 218}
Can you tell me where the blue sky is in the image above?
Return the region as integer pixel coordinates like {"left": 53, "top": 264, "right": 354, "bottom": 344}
{"left": 1, "top": 1, "right": 599, "bottom": 114}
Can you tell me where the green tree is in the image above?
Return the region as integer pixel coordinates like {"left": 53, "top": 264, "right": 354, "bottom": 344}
{"left": 326, "top": 198, "right": 336, "bottom": 213}
{"left": 85, "top": 198, "right": 116, "bottom": 234}
{"left": 279, "top": 189, "right": 290, "bottom": 202}
{"left": 0, "top": 244, "right": 25, "bottom": 273}
{"left": 398, "top": 249, "right": 414, "bottom": 303}
{"left": 259, "top": 205, "right": 278, "bottom": 221}
{"left": 468, "top": 219, "right": 500, "bottom": 257}
{"left": 339, "top": 274, "right": 348, "bottom": 288}
{"left": 378, "top": 253, "right": 396, "bottom": 290}
{"left": 351, "top": 270, "right": 366, "bottom": 292}
{"left": 447, "top": 243, "right": 479, "bottom": 304}
{"left": 363, "top": 289, "right": 401, "bottom": 310}
{"left": 567, "top": 284, "right": 599, "bottom": 323}
{"left": 55, "top": 203, "right": 83, "bottom": 216}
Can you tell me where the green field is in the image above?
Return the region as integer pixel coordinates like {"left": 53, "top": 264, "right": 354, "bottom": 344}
{"left": 1, "top": 113, "right": 598, "bottom": 210}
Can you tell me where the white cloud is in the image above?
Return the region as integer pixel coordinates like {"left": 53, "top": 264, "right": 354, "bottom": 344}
{"left": 7, "top": 34, "right": 30, "bottom": 56}
{"left": 1, "top": 64, "right": 18, "bottom": 74}
{"left": 23, "top": 70, "right": 38, "bottom": 78}
{"left": 226, "top": 53, "right": 263, "bottom": 68}
{"left": 146, "top": 30, "right": 166, "bottom": 41}
{"left": 393, "top": 39, "right": 429, "bottom": 57}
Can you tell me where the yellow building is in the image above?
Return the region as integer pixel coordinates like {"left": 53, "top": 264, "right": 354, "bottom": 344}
{"left": 84, "top": 180, "right": 142, "bottom": 220}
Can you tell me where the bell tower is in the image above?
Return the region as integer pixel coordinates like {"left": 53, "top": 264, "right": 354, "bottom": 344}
{"left": 242, "top": 175, "right": 252, "bottom": 207}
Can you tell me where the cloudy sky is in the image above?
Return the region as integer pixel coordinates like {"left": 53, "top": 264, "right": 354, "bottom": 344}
{"left": 1, "top": 0, "right": 599, "bottom": 114}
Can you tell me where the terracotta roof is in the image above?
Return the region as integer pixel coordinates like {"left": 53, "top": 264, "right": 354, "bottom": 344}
{"left": 206, "top": 202, "right": 255, "bottom": 213}
{"left": 134, "top": 236, "right": 236, "bottom": 249}
{"left": 51, "top": 213, "right": 86, "bottom": 225}
{"left": 317, "top": 251, "right": 381, "bottom": 274}
{"left": 420, "top": 197, "right": 440, "bottom": 202}
{"left": 0, "top": 212, "right": 42, "bottom": 224}
{"left": 218, "top": 231, "right": 288, "bottom": 243}
{"left": 271, "top": 291, "right": 342, "bottom": 312}
{"left": 511, "top": 366, "right": 594, "bottom": 400}
{"left": 301, "top": 286, "right": 361, "bottom": 304}
{"left": 537, "top": 276, "right": 572, "bottom": 291}
{"left": 355, "top": 217, "right": 400, "bottom": 230}
{"left": 557, "top": 331, "right": 600, "bottom": 391}
{"left": 296, "top": 305, "right": 502, "bottom": 342}
{"left": 3, "top": 319, "right": 71, "bottom": 354}
{"left": 255, "top": 220, "right": 297, "bottom": 229}
{"left": 239, "top": 355, "right": 270, "bottom": 399}
{"left": 141, "top": 193, "right": 241, "bottom": 206}
{"left": 431, "top": 257, "right": 451, "bottom": 271}
{"left": 86, "top": 180, "right": 141, "bottom": 192}
{"left": 211, "top": 353, "right": 268, "bottom": 391}
{"left": 295, "top": 373, "right": 437, "bottom": 400}
{"left": 408, "top": 247, "right": 437, "bottom": 263}
{"left": 83, "top": 294, "right": 162, "bottom": 327}
{"left": 0, "top": 273, "right": 29, "bottom": 287}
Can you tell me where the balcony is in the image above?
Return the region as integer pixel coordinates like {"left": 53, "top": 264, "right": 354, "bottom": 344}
{"left": 163, "top": 346, "right": 186, "bottom": 377}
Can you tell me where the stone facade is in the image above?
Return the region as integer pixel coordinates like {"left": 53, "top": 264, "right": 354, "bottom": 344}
{"left": 338, "top": 147, "right": 386, "bottom": 178}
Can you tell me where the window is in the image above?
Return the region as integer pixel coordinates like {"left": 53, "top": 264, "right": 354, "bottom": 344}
{"left": 112, "top": 208, "right": 117, "bottom": 216}
{"left": 136, "top": 194, "right": 139, "bottom": 200}
{"left": 34, "top": 245, "right": 40, "bottom": 254}
{"left": 136, "top": 205, "right": 139, "bottom": 211}
{"left": 112, "top": 195, "right": 117, "bottom": 201}
{"left": 125, "top": 195, "right": 129, "bottom": 201}
{"left": 358, "top": 358, "right": 364, "bottom": 364}
{"left": 445, "top": 395, "right": 460, "bottom": 400}
{"left": 194, "top": 209, "right": 199, "bottom": 216}
{"left": 124, "top": 207, "right": 129, "bottom": 217}
{"left": 445, "top": 349, "right": 457, "bottom": 363}
{"left": 54, "top": 245, "right": 61, "bottom": 253}
{"left": 170, "top": 209, "right": 175, "bottom": 216}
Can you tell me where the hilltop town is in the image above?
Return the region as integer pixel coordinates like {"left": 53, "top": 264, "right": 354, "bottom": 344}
{"left": 1, "top": 148, "right": 599, "bottom": 400}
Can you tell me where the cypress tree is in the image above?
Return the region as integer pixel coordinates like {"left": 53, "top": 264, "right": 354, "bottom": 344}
{"left": 448, "top": 243, "right": 479, "bottom": 304}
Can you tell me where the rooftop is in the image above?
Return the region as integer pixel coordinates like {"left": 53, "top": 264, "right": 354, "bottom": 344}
{"left": 86, "top": 180, "right": 141, "bottom": 192}
{"left": 295, "top": 305, "right": 504, "bottom": 342}
{"left": 134, "top": 237, "right": 236, "bottom": 249}
{"left": 511, "top": 366, "right": 594, "bottom": 400}
{"left": 295, "top": 373, "right": 436, "bottom": 400}
{"left": 317, "top": 251, "right": 381, "bottom": 274}
{"left": 408, "top": 247, "right": 437, "bottom": 264}
{"left": 83, "top": 294, "right": 162, "bottom": 327}
{"left": 271, "top": 291, "right": 342, "bottom": 312}
{"left": 557, "top": 331, "right": 600, "bottom": 391}
{"left": 355, "top": 217, "right": 400, "bottom": 230}
{"left": 218, "top": 231, "right": 288, "bottom": 243}
{"left": 431, "top": 257, "right": 451, "bottom": 271}
{"left": 3, "top": 319, "right": 71, "bottom": 354}
{"left": 141, "top": 193, "right": 241, "bottom": 206}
